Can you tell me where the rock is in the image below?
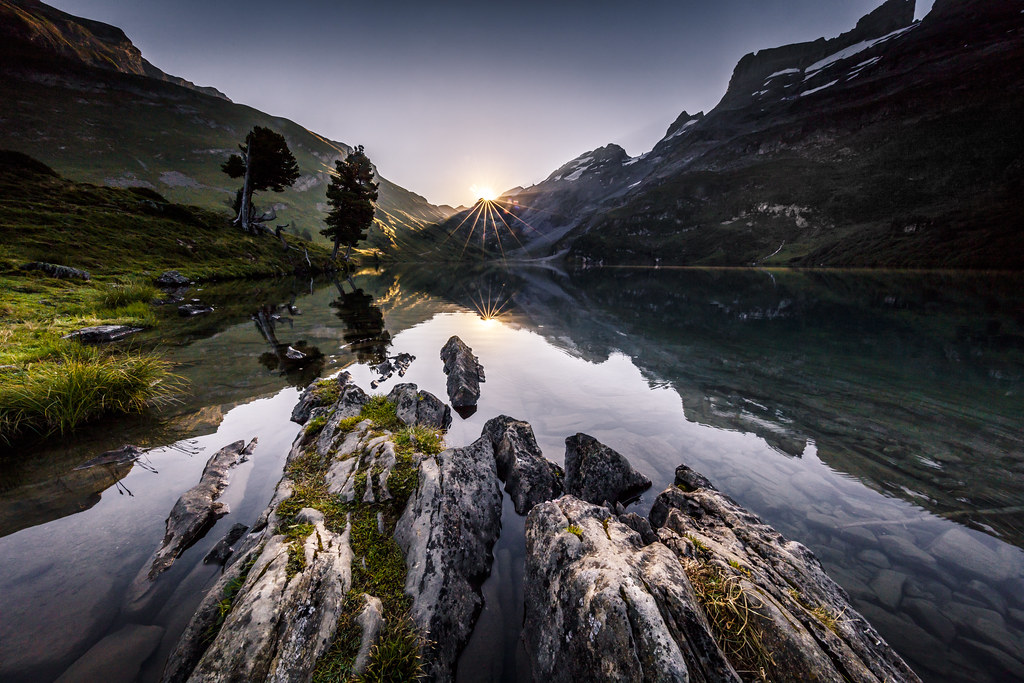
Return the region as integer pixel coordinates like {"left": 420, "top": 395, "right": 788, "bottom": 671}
{"left": 928, "top": 527, "right": 1021, "bottom": 582}
{"left": 870, "top": 569, "right": 907, "bottom": 610}
{"left": 203, "top": 523, "right": 249, "bottom": 565}
{"left": 877, "top": 533, "right": 937, "bottom": 571}
{"left": 617, "top": 511, "right": 658, "bottom": 545}
{"left": 291, "top": 375, "right": 340, "bottom": 424}
{"left": 902, "top": 597, "right": 957, "bottom": 644}
{"left": 563, "top": 433, "right": 651, "bottom": 506}
{"left": 648, "top": 469, "right": 922, "bottom": 683}
{"left": 156, "top": 270, "right": 190, "bottom": 287}
{"left": 964, "top": 579, "right": 1007, "bottom": 613}
{"left": 524, "top": 495, "right": 739, "bottom": 682}
{"left": 63, "top": 324, "right": 143, "bottom": 343}
{"left": 178, "top": 303, "right": 214, "bottom": 316}
{"left": 55, "top": 624, "right": 164, "bottom": 683}
{"left": 20, "top": 261, "right": 90, "bottom": 280}
{"left": 386, "top": 383, "right": 452, "bottom": 431}
{"left": 439, "top": 335, "right": 485, "bottom": 416}
{"left": 138, "top": 438, "right": 256, "bottom": 583}
{"left": 353, "top": 595, "right": 386, "bottom": 676}
{"left": 482, "top": 415, "right": 564, "bottom": 514}
{"left": 394, "top": 434, "right": 503, "bottom": 683}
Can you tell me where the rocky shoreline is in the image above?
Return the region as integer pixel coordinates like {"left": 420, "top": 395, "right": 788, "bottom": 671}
{"left": 161, "top": 361, "right": 921, "bottom": 681}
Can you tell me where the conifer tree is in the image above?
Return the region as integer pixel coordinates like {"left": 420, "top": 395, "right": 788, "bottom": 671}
{"left": 222, "top": 126, "right": 300, "bottom": 233}
{"left": 321, "top": 145, "right": 379, "bottom": 261}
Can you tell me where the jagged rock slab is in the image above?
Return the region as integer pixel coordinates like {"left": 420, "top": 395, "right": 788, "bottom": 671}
{"left": 139, "top": 438, "right": 256, "bottom": 582}
{"left": 440, "top": 335, "right": 485, "bottom": 415}
{"left": 524, "top": 495, "right": 739, "bottom": 682}
{"left": 395, "top": 434, "right": 503, "bottom": 682}
{"left": 649, "top": 464, "right": 922, "bottom": 683}
{"left": 20, "top": 261, "right": 90, "bottom": 280}
{"left": 563, "top": 433, "right": 651, "bottom": 505}
{"left": 482, "top": 415, "right": 564, "bottom": 514}
{"left": 387, "top": 382, "right": 452, "bottom": 431}
{"left": 185, "top": 508, "right": 353, "bottom": 682}
{"left": 62, "top": 324, "right": 143, "bottom": 343}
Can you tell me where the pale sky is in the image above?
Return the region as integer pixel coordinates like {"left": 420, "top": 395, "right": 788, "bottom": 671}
{"left": 49, "top": 0, "right": 934, "bottom": 207}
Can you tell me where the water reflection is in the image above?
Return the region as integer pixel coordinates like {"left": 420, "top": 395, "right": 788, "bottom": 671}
{"left": 252, "top": 300, "right": 325, "bottom": 387}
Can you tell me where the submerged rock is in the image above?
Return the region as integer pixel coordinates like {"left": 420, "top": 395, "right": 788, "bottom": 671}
{"left": 178, "top": 303, "right": 214, "bottom": 316}
{"left": 55, "top": 624, "right": 163, "bottom": 683}
{"left": 62, "top": 324, "right": 143, "bottom": 343}
{"left": 203, "top": 522, "right": 249, "bottom": 565}
{"left": 387, "top": 382, "right": 452, "bottom": 431}
{"left": 138, "top": 438, "right": 256, "bottom": 583}
{"left": 440, "top": 335, "right": 485, "bottom": 416}
{"left": 482, "top": 415, "right": 564, "bottom": 514}
{"left": 395, "top": 434, "right": 503, "bottom": 682}
{"left": 563, "top": 433, "right": 651, "bottom": 505}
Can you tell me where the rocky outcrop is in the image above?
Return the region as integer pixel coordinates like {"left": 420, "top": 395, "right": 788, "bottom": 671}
{"left": 525, "top": 460, "right": 922, "bottom": 682}
{"left": 203, "top": 522, "right": 249, "bottom": 565}
{"left": 440, "top": 335, "right": 485, "bottom": 416}
{"left": 483, "top": 415, "right": 563, "bottom": 514}
{"left": 387, "top": 382, "right": 452, "bottom": 431}
{"left": 62, "top": 324, "right": 143, "bottom": 343}
{"left": 395, "top": 434, "right": 503, "bottom": 682}
{"left": 563, "top": 433, "right": 651, "bottom": 505}
{"left": 138, "top": 438, "right": 256, "bottom": 582}
{"left": 20, "top": 261, "right": 90, "bottom": 280}
{"left": 525, "top": 495, "right": 739, "bottom": 682}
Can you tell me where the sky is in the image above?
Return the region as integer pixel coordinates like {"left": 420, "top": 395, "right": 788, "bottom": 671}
{"left": 50, "top": 0, "right": 934, "bottom": 207}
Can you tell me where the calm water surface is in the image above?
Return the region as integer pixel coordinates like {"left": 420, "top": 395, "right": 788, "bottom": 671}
{"left": 1, "top": 266, "right": 1022, "bottom": 682}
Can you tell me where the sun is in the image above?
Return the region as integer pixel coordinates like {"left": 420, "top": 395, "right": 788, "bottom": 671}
{"left": 470, "top": 184, "right": 497, "bottom": 202}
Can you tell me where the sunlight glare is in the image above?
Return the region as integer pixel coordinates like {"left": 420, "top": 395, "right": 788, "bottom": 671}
{"left": 470, "top": 184, "right": 498, "bottom": 201}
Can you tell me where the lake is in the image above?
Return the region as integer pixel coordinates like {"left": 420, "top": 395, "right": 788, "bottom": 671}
{"left": 1, "top": 265, "right": 1022, "bottom": 682}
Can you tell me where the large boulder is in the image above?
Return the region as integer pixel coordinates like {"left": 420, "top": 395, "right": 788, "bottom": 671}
{"left": 563, "top": 433, "right": 651, "bottom": 505}
{"left": 439, "top": 335, "right": 485, "bottom": 416}
{"left": 155, "top": 270, "right": 190, "bottom": 287}
{"left": 387, "top": 383, "right": 452, "bottom": 431}
{"left": 482, "top": 415, "right": 564, "bottom": 514}
{"left": 394, "top": 434, "right": 503, "bottom": 682}
{"left": 62, "top": 324, "right": 143, "bottom": 344}
{"left": 20, "top": 261, "right": 90, "bottom": 280}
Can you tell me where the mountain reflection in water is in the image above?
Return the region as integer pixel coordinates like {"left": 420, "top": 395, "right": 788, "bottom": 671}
{"left": 0, "top": 265, "right": 1021, "bottom": 683}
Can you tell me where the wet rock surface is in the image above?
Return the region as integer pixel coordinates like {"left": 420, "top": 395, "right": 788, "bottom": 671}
{"left": 563, "top": 432, "right": 651, "bottom": 505}
{"left": 395, "top": 433, "right": 504, "bottom": 682}
{"left": 203, "top": 522, "right": 249, "bottom": 565}
{"left": 155, "top": 270, "right": 191, "bottom": 287}
{"left": 62, "top": 324, "right": 143, "bottom": 343}
{"left": 177, "top": 303, "right": 214, "bottom": 316}
{"left": 440, "top": 335, "right": 485, "bottom": 415}
{"left": 482, "top": 415, "right": 564, "bottom": 514}
{"left": 138, "top": 438, "right": 256, "bottom": 582}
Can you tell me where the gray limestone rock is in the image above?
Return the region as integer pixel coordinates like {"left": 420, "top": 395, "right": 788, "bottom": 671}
{"left": 649, "top": 469, "right": 922, "bottom": 683}
{"left": 386, "top": 383, "right": 452, "bottom": 431}
{"left": 156, "top": 270, "right": 191, "bottom": 287}
{"left": 21, "top": 261, "right": 91, "bottom": 280}
{"left": 524, "top": 495, "right": 739, "bottom": 683}
{"left": 439, "top": 335, "right": 485, "bottom": 415}
{"left": 482, "top": 415, "right": 564, "bottom": 514}
{"left": 203, "top": 522, "right": 249, "bottom": 565}
{"left": 563, "top": 433, "right": 651, "bottom": 505}
{"left": 394, "top": 434, "right": 503, "bottom": 683}
{"left": 353, "top": 595, "right": 386, "bottom": 676}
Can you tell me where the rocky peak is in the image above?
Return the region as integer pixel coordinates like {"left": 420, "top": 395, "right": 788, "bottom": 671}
{"left": 719, "top": 0, "right": 915, "bottom": 109}
{"left": 545, "top": 143, "right": 629, "bottom": 183}
{"left": 0, "top": 0, "right": 230, "bottom": 101}
{"left": 662, "top": 110, "right": 704, "bottom": 140}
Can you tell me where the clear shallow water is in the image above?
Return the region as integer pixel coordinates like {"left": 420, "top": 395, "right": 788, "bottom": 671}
{"left": 1, "top": 266, "right": 1022, "bottom": 682}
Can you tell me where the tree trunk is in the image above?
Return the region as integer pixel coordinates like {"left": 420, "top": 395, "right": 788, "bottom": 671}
{"left": 237, "top": 134, "right": 254, "bottom": 233}
{"left": 344, "top": 243, "right": 352, "bottom": 262}
{"left": 331, "top": 238, "right": 341, "bottom": 261}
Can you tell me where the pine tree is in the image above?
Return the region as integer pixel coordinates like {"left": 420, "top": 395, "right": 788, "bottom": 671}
{"left": 321, "top": 145, "right": 379, "bottom": 261}
{"left": 222, "top": 126, "right": 300, "bottom": 233}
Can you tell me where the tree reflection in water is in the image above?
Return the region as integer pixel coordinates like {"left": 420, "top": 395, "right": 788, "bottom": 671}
{"left": 252, "top": 296, "right": 325, "bottom": 387}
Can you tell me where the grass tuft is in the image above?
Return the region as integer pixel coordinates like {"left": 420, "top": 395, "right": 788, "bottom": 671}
{"left": 566, "top": 524, "right": 583, "bottom": 539}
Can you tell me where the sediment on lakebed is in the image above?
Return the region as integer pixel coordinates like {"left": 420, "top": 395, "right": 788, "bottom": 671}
{"left": 165, "top": 372, "right": 921, "bottom": 682}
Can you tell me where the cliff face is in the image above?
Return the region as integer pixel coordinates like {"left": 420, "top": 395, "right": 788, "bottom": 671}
{"left": 0, "top": 0, "right": 230, "bottom": 100}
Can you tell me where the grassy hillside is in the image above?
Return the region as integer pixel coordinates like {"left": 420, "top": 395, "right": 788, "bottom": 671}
{"left": 0, "top": 3, "right": 452, "bottom": 258}
{"left": 0, "top": 150, "right": 333, "bottom": 446}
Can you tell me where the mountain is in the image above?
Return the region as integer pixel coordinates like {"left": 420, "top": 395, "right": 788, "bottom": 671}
{"left": 0, "top": 0, "right": 453, "bottom": 256}
{"left": 459, "top": 0, "right": 1024, "bottom": 269}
